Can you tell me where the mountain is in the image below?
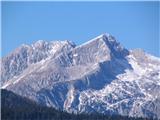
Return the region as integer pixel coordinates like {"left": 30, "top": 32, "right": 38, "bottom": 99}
{"left": 2, "top": 89, "right": 147, "bottom": 120}
{"left": 1, "top": 33, "right": 160, "bottom": 119}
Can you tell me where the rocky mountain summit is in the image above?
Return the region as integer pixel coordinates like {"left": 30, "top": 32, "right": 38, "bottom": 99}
{"left": 1, "top": 33, "right": 160, "bottom": 119}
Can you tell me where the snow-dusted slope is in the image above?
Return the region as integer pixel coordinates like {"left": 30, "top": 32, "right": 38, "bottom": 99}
{"left": 1, "top": 40, "right": 75, "bottom": 85}
{"left": 1, "top": 33, "right": 160, "bottom": 119}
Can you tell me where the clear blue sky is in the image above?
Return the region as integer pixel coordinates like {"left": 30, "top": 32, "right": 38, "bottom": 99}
{"left": 1, "top": 1, "right": 159, "bottom": 57}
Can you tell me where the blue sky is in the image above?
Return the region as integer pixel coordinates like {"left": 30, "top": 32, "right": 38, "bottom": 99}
{"left": 1, "top": 1, "right": 159, "bottom": 57}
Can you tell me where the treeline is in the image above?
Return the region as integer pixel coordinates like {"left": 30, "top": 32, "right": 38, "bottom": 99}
{"left": 1, "top": 89, "right": 152, "bottom": 120}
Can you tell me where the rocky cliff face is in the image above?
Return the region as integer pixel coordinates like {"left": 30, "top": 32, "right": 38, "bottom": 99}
{"left": 1, "top": 33, "right": 160, "bottom": 119}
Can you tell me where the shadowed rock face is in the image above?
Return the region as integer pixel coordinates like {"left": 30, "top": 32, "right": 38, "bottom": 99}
{"left": 1, "top": 33, "right": 160, "bottom": 119}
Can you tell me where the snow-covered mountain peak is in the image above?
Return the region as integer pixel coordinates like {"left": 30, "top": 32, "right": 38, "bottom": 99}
{"left": 60, "top": 40, "right": 76, "bottom": 47}
{"left": 1, "top": 33, "right": 160, "bottom": 119}
{"left": 33, "top": 39, "right": 47, "bottom": 45}
{"left": 32, "top": 40, "right": 75, "bottom": 49}
{"left": 91, "top": 33, "right": 117, "bottom": 43}
{"left": 78, "top": 33, "right": 113, "bottom": 47}
{"left": 20, "top": 44, "right": 30, "bottom": 48}
{"left": 75, "top": 33, "right": 127, "bottom": 58}
{"left": 0, "top": 39, "right": 76, "bottom": 85}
